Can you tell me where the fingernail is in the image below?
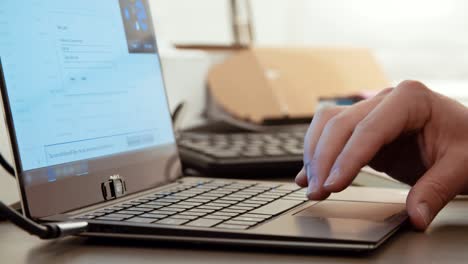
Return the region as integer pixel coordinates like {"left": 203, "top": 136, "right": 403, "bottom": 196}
{"left": 324, "top": 167, "right": 340, "bottom": 188}
{"left": 306, "top": 163, "right": 319, "bottom": 196}
{"left": 307, "top": 175, "right": 319, "bottom": 197}
{"left": 295, "top": 167, "right": 305, "bottom": 182}
{"left": 416, "top": 202, "right": 432, "bottom": 227}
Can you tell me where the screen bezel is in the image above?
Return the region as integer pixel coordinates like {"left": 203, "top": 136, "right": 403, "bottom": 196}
{"left": 0, "top": 2, "right": 183, "bottom": 219}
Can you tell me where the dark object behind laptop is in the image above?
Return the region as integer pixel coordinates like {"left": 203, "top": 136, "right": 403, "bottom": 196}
{"left": 178, "top": 129, "right": 305, "bottom": 178}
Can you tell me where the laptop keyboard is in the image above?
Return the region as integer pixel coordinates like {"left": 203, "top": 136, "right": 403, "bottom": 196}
{"left": 76, "top": 180, "right": 308, "bottom": 230}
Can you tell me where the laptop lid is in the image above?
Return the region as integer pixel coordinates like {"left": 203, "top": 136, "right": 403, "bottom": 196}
{"left": 0, "top": 0, "right": 182, "bottom": 219}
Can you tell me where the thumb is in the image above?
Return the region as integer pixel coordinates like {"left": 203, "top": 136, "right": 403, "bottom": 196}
{"left": 406, "top": 155, "right": 466, "bottom": 230}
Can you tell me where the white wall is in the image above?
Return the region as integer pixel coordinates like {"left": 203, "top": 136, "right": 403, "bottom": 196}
{"left": 150, "top": 0, "right": 233, "bottom": 45}
{"left": 152, "top": 0, "right": 468, "bottom": 81}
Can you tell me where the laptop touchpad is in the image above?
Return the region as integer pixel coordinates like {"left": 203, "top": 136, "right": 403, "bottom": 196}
{"left": 295, "top": 200, "right": 405, "bottom": 222}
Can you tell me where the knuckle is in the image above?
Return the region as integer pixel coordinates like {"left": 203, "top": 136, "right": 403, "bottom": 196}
{"left": 314, "top": 106, "right": 341, "bottom": 122}
{"left": 396, "top": 80, "right": 433, "bottom": 120}
{"left": 354, "top": 119, "right": 370, "bottom": 134}
{"left": 396, "top": 80, "right": 429, "bottom": 95}
{"left": 424, "top": 180, "right": 452, "bottom": 205}
{"left": 376, "top": 87, "right": 394, "bottom": 97}
{"left": 324, "top": 114, "right": 348, "bottom": 132}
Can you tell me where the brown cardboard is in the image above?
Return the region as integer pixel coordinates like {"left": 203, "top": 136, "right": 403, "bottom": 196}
{"left": 207, "top": 47, "right": 389, "bottom": 124}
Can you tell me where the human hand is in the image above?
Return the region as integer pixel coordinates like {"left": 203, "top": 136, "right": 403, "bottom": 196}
{"left": 295, "top": 80, "right": 468, "bottom": 230}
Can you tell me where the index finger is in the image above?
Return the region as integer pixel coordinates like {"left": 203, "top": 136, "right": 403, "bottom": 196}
{"left": 323, "top": 81, "right": 433, "bottom": 192}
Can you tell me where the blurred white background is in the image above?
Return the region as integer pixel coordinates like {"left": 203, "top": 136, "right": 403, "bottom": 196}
{"left": 151, "top": 0, "right": 468, "bottom": 82}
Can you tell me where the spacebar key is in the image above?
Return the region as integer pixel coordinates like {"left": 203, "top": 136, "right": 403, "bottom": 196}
{"left": 249, "top": 199, "right": 304, "bottom": 216}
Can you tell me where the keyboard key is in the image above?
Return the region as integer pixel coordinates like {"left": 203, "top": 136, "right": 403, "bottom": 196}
{"left": 255, "top": 183, "right": 280, "bottom": 189}
{"left": 258, "top": 193, "right": 283, "bottom": 198}
{"left": 228, "top": 194, "right": 253, "bottom": 199}
{"left": 180, "top": 211, "right": 208, "bottom": 217}
{"left": 185, "top": 199, "right": 211, "bottom": 204}
{"left": 224, "top": 220, "right": 257, "bottom": 227}
{"left": 109, "top": 206, "right": 126, "bottom": 211}
{"left": 236, "top": 203, "right": 261, "bottom": 208}
{"left": 122, "top": 201, "right": 143, "bottom": 206}
{"left": 126, "top": 207, "right": 153, "bottom": 213}
{"left": 222, "top": 196, "right": 245, "bottom": 201}
{"left": 150, "top": 210, "right": 177, "bottom": 215}
{"left": 233, "top": 216, "right": 265, "bottom": 222}
{"left": 176, "top": 192, "right": 198, "bottom": 198}
{"left": 216, "top": 199, "right": 238, "bottom": 205}
{"left": 242, "top": 213, "right": 271, "bottom": 219}
{"left": 186, "top": 218, "right": 224, "bottom": 228}
{"left": 117, "top": 210, "right": 144, "bottom": 215}
{"left": 229, "top": 205, "right": 255, "bottom": 211}
{"left": 276, "top": 184, "right": 301, "bottom": 191}
{"left": 203, "top": 215, "right": 231, "bottom": 220}
{"left": 169, "top": 204, "right": 195, "bottom": 210}
{"left": 197, "top": 205, "right": 224, "bottom": 210}
{"left": 157, "top": 218, "right": 189, "bottom": 226}
{"left": 139, "top": 213, "right": 168, "bottom": 219}
{"left": 105, "top": 213, "right": 134, "bottom": 219}
{"left": 249, "top": 199, "right": 304, "bottom": 216}
{"left": 163, "top": 207, "right": 186, "bottom": 213}
{"left": 157, "top": 198, "right": 181, "bottom": 203}
{"left": 97, "top": 216, "right": 125, "bottom": 221}
{"left": 135, "top": 199, "right": 152, "bottom": 203}
{"left": 189, "top": 208, "right": 215, "bottom": 213}
{"left": 172, "top": 214, "right": 199, "bottom": 220}
{"left": 194, "top": 196, "right": 217, "bottom": 201}
{"left": 210, "top": 190, "right": 235, "bottom": 195}
{"left": 146, "top": 201, "right": 172, "bottom": 207}
{"left": 212, "top": 212, "right": 238, "bottom": 217}
{"left": 126, "top": 217, "right": 156, "bottom": 224}
{"left": 282, "top": 196, "right": 308, "bottom": 202}
{"left": 222, "top": 209, "right": 248, "bottom": 214}
{"left": 145, "top": 194, "right": 165, "bottom": 200}
{"left": 216, "top": 224, "right": 250, "bottom": 230}
{"left": 264, "top": 148, "right": 285, "bottom": 156}
{"left": 239, "top": 190, "right": 264, "bottom": 195}
{"left": 242, "top": 200, "right": 269, "bottom": 206}
{"left": 251, "top": 197, "right": 275, "bottom": 202}
{"left": 177, "top": 201, "right": 203, "bottom": 207}
{"left": 137, "top": 204, "right": 163, "bottom": 210}
{"left": 205, "top": 202, "right": 229, "bottom": 208}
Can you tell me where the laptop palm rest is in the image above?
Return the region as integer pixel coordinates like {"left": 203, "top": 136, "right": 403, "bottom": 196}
{"left": 254, "top": 200, "right": 406, "bottom": 243}
{"left": 295, "top": 200, "right": 405, "bottom": 222}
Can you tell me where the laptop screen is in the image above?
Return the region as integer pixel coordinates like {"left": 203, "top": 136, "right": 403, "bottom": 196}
{"left": 0, "top": 0, "right": 182, "bottom": 218}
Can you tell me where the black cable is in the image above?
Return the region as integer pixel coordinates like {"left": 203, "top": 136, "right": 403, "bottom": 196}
{"left": 0, "top": 153, "right": 15, "bottom": 177}
{"left": 0, "top": 201, "right": 51, "bottom": 238}
{"left": 0, "top": 157, "right": 89, "bottom": 238}
{"left": 0, "top": 160, "right": 88, "bottom": 238}
{"left": 0, "top": 201, "right": 88, "bottom": 239}
{"left": 0, "top": 148, "right": 88, "bottom": 239}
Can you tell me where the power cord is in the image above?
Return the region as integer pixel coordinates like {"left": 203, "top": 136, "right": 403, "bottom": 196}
{"left": 0, "top": 154, "right": 88, "bottom": 239}
{"left": 0, "top": 152, "right": 15, "bottom": 177}
{"left": 0, "top": 201, "right": 88, "bottom": 239}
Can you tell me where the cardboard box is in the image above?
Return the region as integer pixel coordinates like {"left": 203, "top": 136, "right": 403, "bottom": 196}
{"left": 207, "top": 47, "right": 389, "bottom": 124}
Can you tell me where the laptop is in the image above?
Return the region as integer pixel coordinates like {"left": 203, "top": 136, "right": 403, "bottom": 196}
{"left": 0, "top": 0, "right": 408, "bottom": 252}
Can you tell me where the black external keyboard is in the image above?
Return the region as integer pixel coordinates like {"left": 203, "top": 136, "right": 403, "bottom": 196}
{"left": 77, "top": 180, "right": 307, "bottom": 230}
{"left": 177, "top": 130, "right": 306, "bottom": 177}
